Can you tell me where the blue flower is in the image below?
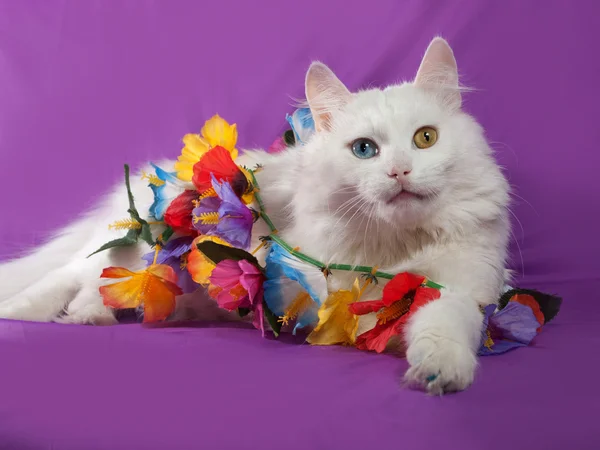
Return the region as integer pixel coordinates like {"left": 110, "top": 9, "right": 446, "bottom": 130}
{"left": 286, "top": 108, "right": 315, "bottom": 145}
{"left": 263, "top": 242, "right": 328, "bottom": 334}
{"left": 147, "top": 163, "right": 183, "bottom": 220}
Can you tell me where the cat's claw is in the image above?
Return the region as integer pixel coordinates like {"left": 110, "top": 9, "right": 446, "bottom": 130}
{"left": 404, "top": 336, "right": 476, "bottom": 395}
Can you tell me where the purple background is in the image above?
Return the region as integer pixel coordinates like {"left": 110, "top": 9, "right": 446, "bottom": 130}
{"left": 1, "top": 1, "right": 599, "bottom": 449}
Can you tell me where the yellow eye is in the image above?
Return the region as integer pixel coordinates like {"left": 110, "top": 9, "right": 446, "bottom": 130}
{"left": 413, "top": 127, "right": 438, "bottom": 149}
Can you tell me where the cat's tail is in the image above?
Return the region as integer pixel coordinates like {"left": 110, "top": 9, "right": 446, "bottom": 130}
{"left": 0, "top": 219, "right": 94, "bottom": 302}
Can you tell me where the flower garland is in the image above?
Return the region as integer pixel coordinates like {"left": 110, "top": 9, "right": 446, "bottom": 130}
{"left": 92, "top": 113, "right": 562, "bottom": 356}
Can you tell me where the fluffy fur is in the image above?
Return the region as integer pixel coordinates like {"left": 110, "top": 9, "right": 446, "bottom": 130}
{"left": 0, "top": 37, "right": 510, "bottom": 394}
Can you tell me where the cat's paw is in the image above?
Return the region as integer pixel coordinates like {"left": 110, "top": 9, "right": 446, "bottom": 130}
{"left": 55, "top": 290, "right": 118, "bottom": 326}
{"left": 55, "top": 305, "right": 118, "bottom": 326}
{"left": 404, "top": 336, "right": 476, "bottom": 395}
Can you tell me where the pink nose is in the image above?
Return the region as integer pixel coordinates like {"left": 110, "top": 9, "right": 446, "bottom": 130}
{"left": 388, "top": 168, "right": 412, "bottom": 179}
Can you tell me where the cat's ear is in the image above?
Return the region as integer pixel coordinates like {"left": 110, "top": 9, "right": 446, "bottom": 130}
{"left": 305, "top": 62, "right": 352, "bottom": 132}
{"left": 414, "top": 37, "right": 461, "bottom": 110}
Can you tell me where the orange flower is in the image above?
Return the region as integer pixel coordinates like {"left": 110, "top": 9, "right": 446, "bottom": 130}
{"left": 99, "top": 265, "right": 183, "bottom": 322}
{"left": 186, "top": 235, "right": 230, "bottom": 285}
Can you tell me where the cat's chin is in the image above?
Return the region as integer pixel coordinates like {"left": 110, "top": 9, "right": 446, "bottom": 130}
{"left": 377, "top": 196, "right": 430, "bottom": 225}
{"left": 386, "top": 190, "right": 426, "bottom": 204}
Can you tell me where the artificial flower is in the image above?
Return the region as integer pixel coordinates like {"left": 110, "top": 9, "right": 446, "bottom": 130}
{"left": 307, "top": 278, "right": 361, "bottom": 346}
{"left": 208, "top": 259, "right": 266, "bottom": 335}
{"left": 163, "top": 189, "right": 200, "bottom": 236}
{"left": 141, "top": 237, "right": 198, "bottom": 293}
{"left": 262, "top": 242, "right": 328, "bottom": 334}
{"left": 192, "top": 175, "right": 253, "bottom": 249}
{"left": 286, "top": 107, "right": 315, "bottom": 145}
{"left": 349, "top": 272, "right": 441, "bottom": 353}
{"left": 192, "top": 145, "right": 249, "bottom": 199}
{"left": 99, "top": 265, "right": 183, "bottom": 323}
{"left": 186, "top": 235, "right": 231, "bottom": 285}
{"left": 174, "top": 114, "right": 239, "bottom": 182}
{"left": 267, "top": 136, "right": 287, "bottom": 154}
{"left": 145, "top": 163, "right": 185, "bottom": 220}
{"left": 478, "top": 289, "right": 560, "bottom": 356}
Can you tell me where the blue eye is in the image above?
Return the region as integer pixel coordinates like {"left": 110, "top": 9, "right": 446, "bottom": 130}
{"left": 351, "top": 138, "right": 379, "bottom": 159}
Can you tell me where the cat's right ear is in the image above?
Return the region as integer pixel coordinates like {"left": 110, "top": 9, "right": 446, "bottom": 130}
{"left": 305, "top": 62, "right": 351, "bottom": 132}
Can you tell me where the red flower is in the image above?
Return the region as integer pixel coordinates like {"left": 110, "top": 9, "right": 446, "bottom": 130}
{"left": 192, "top": 146, "right": 248, "bottom": 197}
{"left": 349, "top": 273, "right": 441, "bottom": 353}
{"left": 163, "top": 190, "right": 199, "bottom": 236}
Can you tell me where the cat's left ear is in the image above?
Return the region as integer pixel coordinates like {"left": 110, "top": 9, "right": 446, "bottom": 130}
{"left": 414, "top": 37, "right": 461, "bottom": 110}
{"left": 305, "top": 62, "right": 352, "bottom": 132}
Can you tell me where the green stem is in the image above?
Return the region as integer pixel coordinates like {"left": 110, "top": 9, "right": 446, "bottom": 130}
{"left": 247, "top": 168, "right": 444, "bottom": 289}
{"left": 269, "top": 234, "right": 326, "bottom": 269}
{"left": 248, "top": 169, "right": 277, "bottom": 233}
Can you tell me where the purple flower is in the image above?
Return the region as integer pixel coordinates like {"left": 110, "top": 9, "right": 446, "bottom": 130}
{"left": 478, "top": 302, "right": 542, "bottom": 356}
{"left": 142, "top": 237, "right": 198, "bottom": 294}
{"left": 192, "top": 175, "right": 253, "bottom": 250}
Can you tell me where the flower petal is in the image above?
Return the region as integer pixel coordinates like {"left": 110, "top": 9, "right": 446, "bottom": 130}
{"left": 286, "top": 108, "right": 315, "bottom": 145}
{"left": 192, "top": 195, "right": 221, "bottom": 234}
{"left": 187, "top": 235, "right": 230, "bottom": 285}
{"left": 99, "top": 264, "right": 182, "bottom": 320}
{"left": 209, "top": 259, "right": 244, "bottom": 291}
{"left": 141, "top": 275, "right": 181, "bottom": 322}
{"left": 412, "top": 286, "right": 441, "bottom": 309}
{"left": 147, "top": 264, "right": 179, "bottom": 285}
{"left": 355, "top": 320, "right": 400, "bottom": 353}
{"left": 267, "top": 136, "right": 287, "bottom": 154}
{"left": 100, "top": 267, "right": 136, "bottom": 279}
{"left": 238, "top": 259, "right": 264, "bottom": 307}
{"left": 148, "top": 164, "right": 184, "bottom": 220}
{"left": 209, "top": 177, "right": 253, "bottom": 249}
{"left": 307, "top": 280, "right": 361, "bottom": 346}
{"left": 382, "top": 272, "right": 426, "bottom": 306}
{"left": 201, "top": 114, "right": 238, "bottom": 154}
{"left": 164, "top": 190, "right": 199, "bottom": 236}
{"left": 265, "top": 242, "right": 328, "bottom": 305}
{"left": 348, "top": 299, "right": 386, "bottom": 316}
{"left": 175, "top": 134, "right": 211, "bottom": 182}
{"left": 192, "top": 146, "right": 248, "bottom": 197}
{"left": 252, "top": 300, "right": 266, "bottom": 337}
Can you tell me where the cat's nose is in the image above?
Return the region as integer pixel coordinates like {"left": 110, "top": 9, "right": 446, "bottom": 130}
{"left": 387, "top": 167, "right": 412, "bottom": 180}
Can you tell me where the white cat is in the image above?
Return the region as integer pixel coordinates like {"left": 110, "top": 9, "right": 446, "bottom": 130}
{"left": 0, "top": 37, "right": 510, "bottom": 394}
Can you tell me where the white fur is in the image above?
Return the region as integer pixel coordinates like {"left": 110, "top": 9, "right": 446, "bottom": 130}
{"left": 0, "top": 37, "right": 510, "bottom": 394}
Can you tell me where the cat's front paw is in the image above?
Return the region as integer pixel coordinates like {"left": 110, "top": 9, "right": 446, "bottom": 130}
{"left": 405, "top": 336, "right": 476, "bottom": 395}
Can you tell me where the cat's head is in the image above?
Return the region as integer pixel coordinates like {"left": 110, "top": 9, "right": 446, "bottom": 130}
{"left": 299, "top": 37, "right": 508, "bottom": 234}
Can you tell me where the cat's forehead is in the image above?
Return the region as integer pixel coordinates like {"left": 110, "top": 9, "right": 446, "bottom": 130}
{"left": 342, "top": 84, "right": 445, "bottom": 132}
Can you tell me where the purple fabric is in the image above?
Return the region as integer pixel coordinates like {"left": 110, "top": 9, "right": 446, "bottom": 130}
{"left": 0, "top": 1, "right": 598, "bottom": 449}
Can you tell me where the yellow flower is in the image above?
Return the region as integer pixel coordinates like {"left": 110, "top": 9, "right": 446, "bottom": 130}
{"left": 174, "top": 114, "right": 239, "bottom": 182}
{"left": 186, "top": 235, "right": 230, "bottom": 285}
{"left": 239, "top": 166, "right": 255, "bottom": 204}
{"left": 307, "top": 279, "right": 361, "bottom": 346}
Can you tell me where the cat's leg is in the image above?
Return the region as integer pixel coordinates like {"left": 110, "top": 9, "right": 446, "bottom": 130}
{"left": 0, "top": 265, "right": 82, "bottom": 321}
{"left": 384, "top": 230, "right": 506, "bottom": 394}
{"left": 54, "top": 284, "right": 117, "bottom": 325}
{"left": 403, "top": 291, "right": 482, "bottom": 394}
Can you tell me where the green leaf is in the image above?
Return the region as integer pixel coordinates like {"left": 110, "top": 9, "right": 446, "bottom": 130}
{"left": 284, "top": 129, "right": 295, "bottom": 146}
{"left": 124, "top": 164, "right": 138, "bottom": 214}
{"left": 159, "top": 226, "right": 175, "bottom": 244}
{"left": 238, "top": 308, "right": 251, "bottom": 317}
{"left": 263, "top": 300, "right": 281, "bottom": 338}
{"left": 138, "top": 222, "right": 155, "bottom": 247}
{"left": 196, "top": 241, "right": 260, "bottom": 267}
{"left": 87, "top": 229, "right": 139, "bottom": 257}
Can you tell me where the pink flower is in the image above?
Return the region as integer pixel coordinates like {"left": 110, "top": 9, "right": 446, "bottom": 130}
{"left": 267, "top": 136, "right": 287, "bottom": 154}
{"left": 208, "top": 259, "right": 266, "bottom": 335}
